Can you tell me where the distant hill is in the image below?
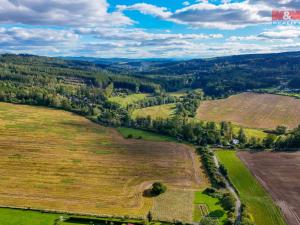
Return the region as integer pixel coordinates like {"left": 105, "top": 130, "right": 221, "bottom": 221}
{"left": 2, "top": 51, "right": 300, "bottom": 96}
{"left": 59, "top": 56, "right": 175, "bottom": 65}
{"left": 101, "top": 51, "right": 300, "bottom": 95}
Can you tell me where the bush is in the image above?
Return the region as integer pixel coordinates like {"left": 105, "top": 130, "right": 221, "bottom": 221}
{"left": 219, "top": 164, "right": 228, "bottom": 177}
{"left": 221, "top": 193, "right": 236, "bottom": 212}
{"left": 151, "top": 182, "right": 167, "bottom": 195}
{"left": 199, "top": 217, "right": 218, "bottom": 225}
{"left": 204, "top": 187, "right": 216, "bottom": 194}
{"left": 127, "top": 134, "right": 133, "bottom": 138}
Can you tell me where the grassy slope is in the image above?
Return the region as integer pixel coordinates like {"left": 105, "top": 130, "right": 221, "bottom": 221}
{"left": 0, "top": 102, "right": 202, "bottom": 222}
{"left": 216, "top": 150, "right": 286, "bottom": 225}
{"left": 109, "top": 94, "right": 149, "bottom": 107}
{"left": 132, "top": 104, "right": 176, "bottom": 119}
{"left": 0, "top": 208, "right": 59, "bottom": 225}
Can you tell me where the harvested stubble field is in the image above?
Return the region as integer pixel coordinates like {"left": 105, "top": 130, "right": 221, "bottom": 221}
{"left": 197, "top": 92, "right": 300, "bottom": 129}
{"left": 0, "top": 102, "right": 204, "bottom": 222}
{"left": 238, "top": 151, "right": 300, "bottom": 225}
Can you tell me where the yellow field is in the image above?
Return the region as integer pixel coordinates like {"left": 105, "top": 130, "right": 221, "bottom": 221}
{"left": 197, "top": 92, "right": 300, "bottom": 129}
{"left": 0, "top": 102, "right": 203, "bottom": 222}
{"left": 132, "top": 104, "right": 176, "bottom": 119}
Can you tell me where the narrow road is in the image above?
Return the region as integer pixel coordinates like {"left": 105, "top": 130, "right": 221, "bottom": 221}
{"left": 212, "top": 153, "right": 242, "bottom": 224}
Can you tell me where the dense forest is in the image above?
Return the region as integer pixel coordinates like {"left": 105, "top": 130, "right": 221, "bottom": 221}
{"left": 101, "top": 51, "right": 300, "bottom": 96}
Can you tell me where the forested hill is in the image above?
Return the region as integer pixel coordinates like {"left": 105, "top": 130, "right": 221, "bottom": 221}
{"left": 2, "top": 51, "right": 300, "bottom": 98}
{"left": 0, "top": 54, "right": 161, "bottom": 93}
{"left": 0, "top": 54, "right": 162, "bottom": 126}
{"left": 102, "top": 51, "right": 300, "bottom": 96}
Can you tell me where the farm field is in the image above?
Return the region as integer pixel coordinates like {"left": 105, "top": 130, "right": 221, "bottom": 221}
{"left": 109, "top": 93, "right": 149, "bottom": 107}
{"left": 238, "top": 151, "right": 300, "bottom": 225}
{"left": 0, "top": 102, "right": 203, "bottom": 222}
{"left": 197, "top": 92, "right": 300, "bottom": 129}
{"left": 216, "top": 150, "right": 286, "bottom": 225}
{"left": 132, "top": 103, "right": 176, "bottom": 119}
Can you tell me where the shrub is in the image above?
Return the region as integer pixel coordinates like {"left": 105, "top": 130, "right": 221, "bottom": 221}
{"left": 221, "top": 193, "right": 236, "bottom": 212}
{"left": 199, "top": 217, "right": 218, "bottom": 225}
{"left": 127, "top": 134, "right": 133, "bottom": 138}
{"left": 151, "top": 182, "right": 167, "bottom": 195}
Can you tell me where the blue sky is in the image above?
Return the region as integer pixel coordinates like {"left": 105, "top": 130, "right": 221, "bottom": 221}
{"left": 0, "top": 0, "right": 299, "bottom": 58}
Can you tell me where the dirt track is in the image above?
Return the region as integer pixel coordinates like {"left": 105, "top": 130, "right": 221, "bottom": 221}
{"left": 238, "top": 151, "right": 300, "bottom": 225}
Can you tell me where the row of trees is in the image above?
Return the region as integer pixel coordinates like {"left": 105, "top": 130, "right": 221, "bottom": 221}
{"left": 197, "top": 147, "right": 225, "bottom": 188}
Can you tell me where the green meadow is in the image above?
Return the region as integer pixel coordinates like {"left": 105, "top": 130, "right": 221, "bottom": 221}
{"left": 0, "top": 208, "right": 59, "bottom": 225}
{"left": 193, "top": 191, "right": 227, "bottom": 224}
{"left": 109, "top": 93, "right": 149, "bottom": 107}
{"left": 116, "top": 127, "right": 177, "bottom": 142}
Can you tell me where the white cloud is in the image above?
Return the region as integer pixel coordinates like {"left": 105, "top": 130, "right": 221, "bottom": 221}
{"left": 228, "top": 26, "right": 300, "bottom": 42}
{"left": 0, "top": 0, "right": 132, "bottom": 26}
{"left": 258, "top": 26, "right": 300, "bottom": 39}
{"left": 171, "top": 1, "right": 272, "bottom": 29}
{"left": 75, "top": 27, "right": 223, "bottom": 42}
{"left": 118, "top": 0, "right": 300, "bottom": 30}
{"left": 0, "top": 27, "right": 78, "bottom": 46}
{"left": 183, "top": 1, "right": 190, "bottom": 6}
{"left": 117, "top": 3, "right": 172, "bottom": 19}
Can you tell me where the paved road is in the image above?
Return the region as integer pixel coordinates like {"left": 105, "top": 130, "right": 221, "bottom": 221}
{"left": 213, "top": 153, "right": 242, "bottom": 224}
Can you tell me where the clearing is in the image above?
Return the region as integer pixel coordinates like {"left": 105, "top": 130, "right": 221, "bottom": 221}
{"left": 238, "top": 151, "right": 300, "bottom": 225}
{"left": 0, "top": 102, "right": 204, "bottom": 222}
{"left": 216, "top": 150, "right": 286, "bottom": 225}
{"left": 132, "top": 103, "right": 176, "bottom": 119}
{"left": 109, "top": 93, "right": 149, "bottom": 107}
{"left": 197, "top": 92, "right": 300, "bottom": 129}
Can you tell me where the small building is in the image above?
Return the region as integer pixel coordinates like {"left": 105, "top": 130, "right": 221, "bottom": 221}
{"left": 232, "top": 139, "right": 239, "bottom": 145}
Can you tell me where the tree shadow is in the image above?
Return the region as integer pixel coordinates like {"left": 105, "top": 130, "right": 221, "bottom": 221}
{"left": 208, "top": 210, "right": 224, "bottom": 218}
{"left": 143, "top": 189, "right": 156, "bottom": 197}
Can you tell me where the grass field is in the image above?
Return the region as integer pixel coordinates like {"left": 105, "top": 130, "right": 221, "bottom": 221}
{"left": 132, "top": 104, "right": 176, "bottom": 119}
{"left": 232, "top": 125, "right": 267, "bottom": 140}
{"left": 216, "top": 150, "right": 286, "bottom": 225}
{"left": 117, "top": 127, "right": 177, "bottom": 142}
{"left": 193, "top": 191, "right": 227, "bottom": 224}
{"left": 0, "top": 102, "right": 203, "bottom": 222}
{"left": 197, "top": 92, "right": 300, "bottom": 129}
{"left": 109, "top": 94, "right": 149, "bottom": 107}
{"left": 0, "top": 208, "right": 59, "bottom": 225}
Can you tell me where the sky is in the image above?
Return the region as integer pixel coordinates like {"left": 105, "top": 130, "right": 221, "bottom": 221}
{"left": 0, "top": 0, "right": 300, "bottom": 58}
